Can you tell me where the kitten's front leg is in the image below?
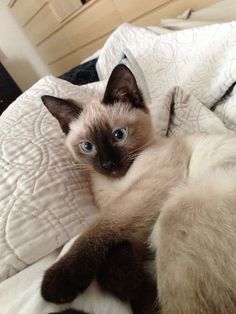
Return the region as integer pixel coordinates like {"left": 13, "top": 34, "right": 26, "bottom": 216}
{"left": 41, "top": 215, "right": 132, "bottom": 304}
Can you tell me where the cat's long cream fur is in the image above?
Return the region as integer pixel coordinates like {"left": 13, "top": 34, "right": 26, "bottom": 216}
{"left": 70, "top": 109, "right": 236, "bottom": 313}
{"left": 41, "top": 64, "right": 236, "bottom": 314}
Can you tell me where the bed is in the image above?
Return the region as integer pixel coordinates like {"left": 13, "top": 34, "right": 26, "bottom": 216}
{"left": 1, "top": 0, "right": 236, "bottom": 313}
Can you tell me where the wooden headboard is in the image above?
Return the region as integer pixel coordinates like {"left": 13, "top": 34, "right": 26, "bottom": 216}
{"left": 9, "top": 0, "right": 219, "bottom": 76}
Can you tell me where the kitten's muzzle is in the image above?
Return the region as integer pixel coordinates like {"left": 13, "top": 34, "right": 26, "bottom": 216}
{"left": 101, "top": 161, "right": 117, "bottom": 171}
{"left": 99, "top": 159, "right": 132, "bottom": 178}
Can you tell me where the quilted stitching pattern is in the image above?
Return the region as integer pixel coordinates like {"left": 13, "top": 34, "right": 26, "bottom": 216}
{"left": 0, "top": 76, "right": 105, "bottom": 282}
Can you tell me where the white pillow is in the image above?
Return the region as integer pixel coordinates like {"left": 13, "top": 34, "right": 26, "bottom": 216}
{"left": 0, "top": 75, "right": 105, "bottom": 281}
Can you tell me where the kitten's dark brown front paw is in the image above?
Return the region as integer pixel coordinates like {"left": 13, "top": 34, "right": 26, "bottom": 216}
{"left": 41, "top": 255, "right": 96, "bottom": 304}
{"left": 41, "top": 262, "right": 79, "bottom": 304}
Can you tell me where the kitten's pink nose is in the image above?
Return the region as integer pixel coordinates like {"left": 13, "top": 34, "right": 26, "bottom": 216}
{"left": 102, "top": 161, "right": 117, "bottom": 171}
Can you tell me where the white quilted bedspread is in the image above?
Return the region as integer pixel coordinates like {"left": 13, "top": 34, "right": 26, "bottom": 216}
{"left": 97, "top": 22, "right": 236, "bottom": 135}
{"left": 0, "top": 77, "right": 105, "bottom": 281}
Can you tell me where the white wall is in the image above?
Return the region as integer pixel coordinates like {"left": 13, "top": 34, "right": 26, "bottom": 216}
{"left": 0, "top": 2, "right": 51, "bottom": 91}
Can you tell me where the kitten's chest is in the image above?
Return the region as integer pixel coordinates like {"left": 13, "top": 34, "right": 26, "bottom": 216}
{"left": 91, "top": 135, "right": 236, "bottom": 215}
{"left": 91, "top": 141, "right": 187, "bottom": 214}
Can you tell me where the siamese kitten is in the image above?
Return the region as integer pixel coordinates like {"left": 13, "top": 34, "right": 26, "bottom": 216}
{"left": 41, "top": 64, "right": 236, "bottom": 314}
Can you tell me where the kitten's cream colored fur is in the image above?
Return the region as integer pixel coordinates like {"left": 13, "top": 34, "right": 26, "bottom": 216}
{"left": 67, "top": 98, "right": 236, "bottom": 313}
{"left": 41, "top": 65, "right": 236, "bottom": 314}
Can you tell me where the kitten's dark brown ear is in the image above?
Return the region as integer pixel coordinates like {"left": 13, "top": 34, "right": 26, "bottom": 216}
{"left": 41, "top": 95, "right": 82, "bottom": 134}
{"left": 102, "top": 64, "right": 146, "bottom": 110}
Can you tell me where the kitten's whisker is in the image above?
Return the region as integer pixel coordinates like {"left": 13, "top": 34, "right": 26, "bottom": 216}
{"left": 130, "top": 143, "right": 149, "bottom": 154}
{"left": 45, "top": 163, "right": 94, "bottom": 173}
{"left": 119, "top": 145, "right": 147, "bottom": 166}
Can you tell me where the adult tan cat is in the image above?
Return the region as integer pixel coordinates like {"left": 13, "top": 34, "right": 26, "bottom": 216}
{"left": 41, "top": 64, "right": 236, "bottom": 314}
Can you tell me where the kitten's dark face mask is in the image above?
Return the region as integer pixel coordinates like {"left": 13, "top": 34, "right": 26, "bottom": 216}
{"left": 41, "top": 64, "right": 152, "bottom": 178}
{"left": 83, "top": 124, "right": 134, "bottom": 178}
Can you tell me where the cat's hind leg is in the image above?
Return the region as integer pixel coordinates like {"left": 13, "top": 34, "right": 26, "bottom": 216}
{"left": 97, "top": 240, "right": 144, "bottom": 301}
{"left": 151, "top": 176, "right": 236, "bottom": 314}
{"left": 97, "top": 240, "right": 158, "bottom": 314}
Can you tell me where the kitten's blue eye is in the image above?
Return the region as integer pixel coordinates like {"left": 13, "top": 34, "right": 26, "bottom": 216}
{"left": 79, "top": 141, "right": 95, "bottom": 153}
{"left": 113, "top": 127, "right": 128, "bottom": 142}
